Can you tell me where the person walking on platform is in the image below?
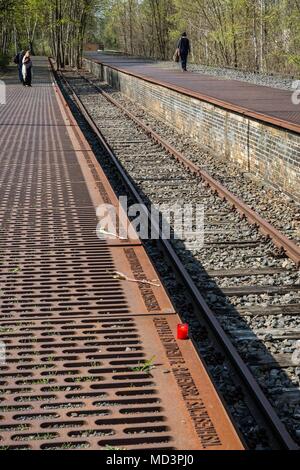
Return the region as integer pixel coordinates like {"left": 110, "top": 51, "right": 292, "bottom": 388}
{"left": 14, "top": 50, "right": 25, "bottom": 84}
{"left": 22, "top": 51, "right": 33, "bottom": 87}
{"left": 177, "top": 32, "right": 190, "bottom": 72}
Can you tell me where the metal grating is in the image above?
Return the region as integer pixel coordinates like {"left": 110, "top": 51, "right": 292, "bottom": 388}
{"left": 0, "top": 314, "right": 245, "bottom": 450}
{"left": 0, "top": 316, "right": 174, "bottom": 450}
{"left": 0, "top": 58, "right": 243, "bottom": 450}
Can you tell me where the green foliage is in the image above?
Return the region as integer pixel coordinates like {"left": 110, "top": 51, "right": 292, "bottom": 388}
{"left": 96, "top": 0, "right": 300, "bottom": 73}
{"left": 0, "top": 55, "right": 10, "bottom": 67}
{"left": 288, "top": 54, "right": 300, "bottom": 68}
{"left": 1, "top": 0, "right": 300, "bottom": 73}
{"left": 131, "top": 356, "right": 156, "bottom": 373}
{"left": 0, "top": 0, "right": 99, "bottom": 67}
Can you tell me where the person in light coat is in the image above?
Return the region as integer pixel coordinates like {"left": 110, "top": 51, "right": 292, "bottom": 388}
{"left": 22, "top": 51, "right": 33, "bottom": 87}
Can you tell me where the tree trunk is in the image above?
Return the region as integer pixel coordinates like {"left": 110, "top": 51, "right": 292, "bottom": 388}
{"left": 260, "top": 0, "right": 265, "bottom": 72}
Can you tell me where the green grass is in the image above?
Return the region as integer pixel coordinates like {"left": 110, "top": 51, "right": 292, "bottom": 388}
{"left": 131, "top": 356, "right": 156, "bottom": 373}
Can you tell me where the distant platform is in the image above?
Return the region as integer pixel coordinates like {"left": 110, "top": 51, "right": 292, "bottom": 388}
{"left": 86, "top": 52, "right": 300, "bottom": 134}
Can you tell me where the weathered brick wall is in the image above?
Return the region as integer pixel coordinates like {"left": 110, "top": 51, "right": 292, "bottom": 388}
{"left": 83, "top": 58, "right": 300, "bottom": 202}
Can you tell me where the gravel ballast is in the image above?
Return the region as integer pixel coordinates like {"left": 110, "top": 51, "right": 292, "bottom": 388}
{"left": 61, "top": 70, "right": 300, "bottom": 448}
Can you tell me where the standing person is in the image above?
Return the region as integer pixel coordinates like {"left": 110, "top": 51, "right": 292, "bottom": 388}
{"left": 22, "top": 51, "right": 33, "bottom": 87}
{"left": 177, "top": 32, "right": 190, "bottom": 72}
{"left": 14, "top": 50, "right": 25, "bottom": 84}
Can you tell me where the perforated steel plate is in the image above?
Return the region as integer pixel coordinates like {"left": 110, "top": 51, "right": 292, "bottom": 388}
{"left": 0, "top": 58, "right": 243, "bottom": 451}
{"left": 0, "top": 315, "right": 243, "bottom": 450}
{"left": 0, "top": 241, "right": 174, "bottom": 319}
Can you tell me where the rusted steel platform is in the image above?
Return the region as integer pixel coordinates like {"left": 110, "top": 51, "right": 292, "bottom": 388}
{"left": 86, "top": 52, "right": 300, "bottom": 134}
{"left": 0, "top": 57, "right": 243, "bottom": 450}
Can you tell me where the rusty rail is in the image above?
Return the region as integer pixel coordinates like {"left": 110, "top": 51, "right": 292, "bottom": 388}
{"left": 54, "top": 65, "right": 299, "bottom": 449}
{"left": 77, "top": 72, "right": 300, "bottom": 267}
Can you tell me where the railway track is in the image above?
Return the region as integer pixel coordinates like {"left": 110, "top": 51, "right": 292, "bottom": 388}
{"left": 54, "top": 66, "right": 300, "bottom": 448}
{"left": 84, "top": 58, "right": 300, "bottom": 243}
{"left": 1, "top": 59, "right": 248, "bottom": 451}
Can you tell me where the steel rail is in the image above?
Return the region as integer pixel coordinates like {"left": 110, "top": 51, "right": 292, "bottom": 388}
{"left": 52, "top": 64, "right": 299, "bottom": 450}
{"left": 77, "top": 72, "right": 300, "bottom": 267}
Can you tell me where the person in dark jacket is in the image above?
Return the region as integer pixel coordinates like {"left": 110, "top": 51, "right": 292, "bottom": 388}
{"left": 177, "top": 32, "right": 190, "bottom": 71}
{"left": 14, "top": 50, "right": 25, "bottom": 84}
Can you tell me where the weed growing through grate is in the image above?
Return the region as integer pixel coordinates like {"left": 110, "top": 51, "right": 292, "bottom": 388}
{"left": 22, "top": 378, "right": 52, "bottom": 385}
{"left": 69, "top": 429, "right": 114, "bottom": 438}
{"left": 95, "top": 402, "right": 119, "bottom": 408}
{"left": 0, "top": 406, "right": 32, "bottom": 412}
{"left": 15, "top": 395, "right": 44, "bottom": 402}
{"left": 41, "top": 370, "right": 58, "bottom": 377}
{"left": 32, "top": 364, "right": 54, "bottom": 370}
{"left": 90, "top": 361, "right": 102, "bottom": 368}
{"left": 41, "top": 442, "right": 90, "bottom": 450}
{"left": 104, "top": 445, "right": 126, "bottom": 451}
{"left": 0, "top": 387, "right": 31, "bottom": 394}
{"left": 131, "top": 356, "right": 156, "bottom": 373}
{"left": 73, "top": 375, "right": 100, "bottom": 382}
{"left": 17, "top": 424, "right": 30, "bottom": 431}
{"left": 42, "top": 402, "right": 83, "bottom": 410}
{"left": 48, "top": 386, "right": 74, "bottom": 392}
{"left": 13, "top": 432, "right": 57, "bottom": 441}
{"left": 10, "top": 267, "right": 21, "bottom": 274}
{"left": 0, "top": 327, "right": 15, "bottom": 333}
{"left": 0, "top": 424, "right": 30, "bottom": 432}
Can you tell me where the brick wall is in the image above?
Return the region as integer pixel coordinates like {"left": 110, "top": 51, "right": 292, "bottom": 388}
{"left": 83, "top": 58, "right": 300, "bottom": 202}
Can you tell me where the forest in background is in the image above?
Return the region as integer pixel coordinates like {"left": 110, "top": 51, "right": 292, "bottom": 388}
{"left": 1, "top": 0, "right": 300, "bottom": 74}
{"left": 0, "top": 0, "right": 100, "bottom": 68}
{"left": 102, "top": 0, "right": 300, "bottom": 73}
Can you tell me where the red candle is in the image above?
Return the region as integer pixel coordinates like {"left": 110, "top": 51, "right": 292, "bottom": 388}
{"left": 177, "top": 323, "right": 189, "bottom": 340}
